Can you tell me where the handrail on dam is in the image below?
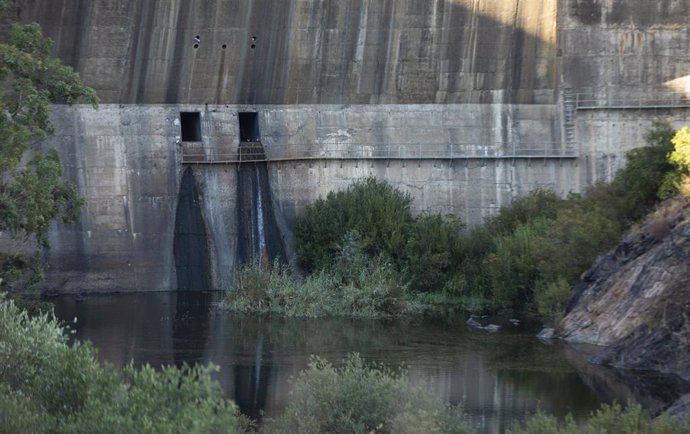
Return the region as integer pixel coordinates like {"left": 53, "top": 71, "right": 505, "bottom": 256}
{"left": 571, "top": 91, "right": 690, "bottom": 110}
{"left": 180, "top": 143, "right": 577, "bottom": 165}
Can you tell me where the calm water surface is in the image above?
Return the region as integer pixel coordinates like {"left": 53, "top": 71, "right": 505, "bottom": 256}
{"left": 51, "top": 292, "right": 689, "bottom": 433}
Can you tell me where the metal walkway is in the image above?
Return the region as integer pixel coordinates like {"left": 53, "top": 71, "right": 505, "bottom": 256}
{"left": 180, "top": 142, "right": 578, "bottom": 165}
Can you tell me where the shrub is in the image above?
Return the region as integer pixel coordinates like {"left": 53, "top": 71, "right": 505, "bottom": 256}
{"left": 0, "top": 383, "right": 48, "bottom": 433}
{"left": 484, "top": 189, "right": 560, "bottom": 235}
{"left": 484, "top": 219, "right": 547, "bottom": 310}
{"left": 0, "top": 295, "right": 251, "bottom": 434}
{"left": 614, "top": 119, "right": 675, "bottom": 218}
{"left": 448, "top": 226, "right": 496, "bottom": 297}
{"left": 224, "top": 242, "right": 413, "bottom": 319}
{"left": 510, "top": 403, "right": 690, "bottom": 434}
{"left": 0, "top": 253, "right": 43, "bottom": 291}
{"left": 534, "top": 277, "right": 571, "bottom": 325}
{"left": 263, "top": 353, "right": 470, "bottom": 434}
{"left": 295, "top": 177, "right": 413, "bottom": 272}
{"left": 535, "top": 203, "right": 622, "bottom": 285}
{"left": 661, "top": 126, "right": 690, "bottom": 198}
{"left": 403, "top": 214, "right": 464, "bottom": 292}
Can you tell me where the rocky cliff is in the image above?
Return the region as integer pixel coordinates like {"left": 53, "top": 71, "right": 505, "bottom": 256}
{"left": 560, "top": 197, "right": 690, "bottom": 381}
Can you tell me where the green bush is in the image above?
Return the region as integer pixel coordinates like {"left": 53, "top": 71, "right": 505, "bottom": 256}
{"left": 0, "top": 295, "right": 251, "bottom": 434}
{"left": 295, "top": 177, "right": 413, "bottom": 272}
{"left": 263, "top": 353, "right": 470, "bottom": 434}
{"left": 447, "top": 226, "right": 496, "bottom": 296}
{"left": 536, "top": 203, "right": 621, "bottom": 285}
{"left": 661, "top": 126, "right": 690, "bottom": 198}
{"left": 510, "top": 403, "right": 690, "bottom": 434}
{"left": 485, "top": 189, "right": 560, "bottom": 235}
{"left": 533, "top": 278, "right": 571, "bottom": 325}
{"left": 614, "top": 119, "right": 675, "bottom": 219}
{"left": 0, "top": 253, "right": 43, "bottom": 291}
{"left": 0, "top": 383, "right": 49, "bottom": 434}
{"left": 403, "top": 214, "right": 464, "bottom": 292}
{"left": 484, "top": 219, "right": 547, "bottom": 310}
{"left": 289, "top": 122, "right": 679, "bottom": 317}
{"left": 224, "top": 239, "right": 414, "bottom": 318}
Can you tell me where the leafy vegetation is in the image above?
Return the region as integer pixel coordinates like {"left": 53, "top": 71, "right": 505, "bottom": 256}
{"left": 660, "top": 126, "right": 690, "bottom": 198}
{"left": 295, "top": 177, "right": 414, "bottom": 272}
{"left": 291, "top": 121, "right": 680, "bottom": 322}
{"left": 510, "top": 403, "right": 690, "bottom": 434}
{"left": 263, "top": 353, "right": 470, "bottom": 434}
{"left": 0, "top": 8, "right": 97, "bottom": 290}
{"left": 0, "top": 295, "right": 251, "bottom": 433}
{"left": 224, "top": 235, "right": 417, "bottom": 318}
{"left": 403, "top": 213, "right": 464, "bottom": 292}
{"left": 295, "top": 177, "right": 467, "bottom": 294}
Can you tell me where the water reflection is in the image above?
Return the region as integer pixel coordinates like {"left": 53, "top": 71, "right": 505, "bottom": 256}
{"left": 51, "top": 292, "right": 687, "bottom": 433}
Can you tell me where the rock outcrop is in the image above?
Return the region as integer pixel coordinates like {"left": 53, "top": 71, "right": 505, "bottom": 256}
{"left": 560, "top": 198, "right": 690, "bottom": 381}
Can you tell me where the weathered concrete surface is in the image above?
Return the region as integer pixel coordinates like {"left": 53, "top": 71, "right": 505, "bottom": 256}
{"left": 40, "top": 105, "right": 240, "bottom": 292}
{"left": 576, "top": 110, "right": 690, "bottom": 184}
{"left": 561, "top": 0, "right": 690, "bottom": 185}
{"left": 562, "top": 0, "right": 690, "bottom": 104}
{"left": 38, "top": 103, "right": 572, "bottom": 292}
{"left": 8, "top": 0, "right": 558, "bottom": 104}
{"left": 560, "top": 198, "right": 690, "bottom": 381}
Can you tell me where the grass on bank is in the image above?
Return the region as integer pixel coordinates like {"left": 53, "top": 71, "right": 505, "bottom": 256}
{"left": 222, "top": 229, "right": 493, "bottom": 318}
{"left": 223, "top": 232, "right": 422, "bottom": 318}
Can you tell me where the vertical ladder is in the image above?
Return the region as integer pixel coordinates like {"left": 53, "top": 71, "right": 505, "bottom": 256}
{"left": 562, "top": 90, "right": 576, "bottom": 154}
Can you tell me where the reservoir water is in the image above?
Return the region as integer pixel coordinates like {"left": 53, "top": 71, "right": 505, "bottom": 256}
{"left": 50, "top": 291, "right": 690, "bottom": 433}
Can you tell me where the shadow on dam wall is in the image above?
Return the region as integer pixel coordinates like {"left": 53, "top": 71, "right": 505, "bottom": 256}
{"left": 173, "top": 167, "right": 213, "bottom": 291}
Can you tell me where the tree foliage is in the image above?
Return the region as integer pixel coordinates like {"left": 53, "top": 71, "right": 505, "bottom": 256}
{"left": 263, "top": 353, "right": 470, "bottom": 434}
{"left": 510, "top": 403, "right": 690, "bottom": 434}
{"left": 295, "top": 177, "right": 414, "bottom": 272}
{"left": 612, "top": 119, "right": 675, "bottom": 216}
{"left": 0, "top": 17, "right": 98, "bottom": 247}
{"left": 0, "top": 295, "right": 251, "bottom": 433}
{"left": 660, "top": 126, "right": 690, "bottom": 198}
{"left": 294, "top": 122, "right": 681, "bottom": 318}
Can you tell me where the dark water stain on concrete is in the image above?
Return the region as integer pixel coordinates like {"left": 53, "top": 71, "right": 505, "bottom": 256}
{"left": 173, "top": 167, "right": 212, "bottom": 291}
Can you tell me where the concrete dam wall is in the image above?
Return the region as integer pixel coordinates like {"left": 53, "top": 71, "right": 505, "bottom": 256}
{"left": 41, "top": 103, "right": 571, "bottom": 292}
{"left": 11, "top": 0, "right": 558, "bottom": 104}
{"left": 5, "top": 0, "right": 690, "bottom": 291}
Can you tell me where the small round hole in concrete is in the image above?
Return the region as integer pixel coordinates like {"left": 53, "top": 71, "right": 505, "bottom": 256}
{"left": 251, "top": 36, "right": 257, "bottom": 41}
{"left": 222, "top": 44, "right": 227, "bottom": 49}
{"left": 250, "top": 44, "right": 256, "bottom": 49}
{"left": 193, "top": 43, "right": 199, "bottom": 49}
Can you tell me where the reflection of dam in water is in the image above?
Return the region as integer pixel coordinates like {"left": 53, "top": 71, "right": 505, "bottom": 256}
{"left": 52, "top": 293, "right": 690, "bottom": 432}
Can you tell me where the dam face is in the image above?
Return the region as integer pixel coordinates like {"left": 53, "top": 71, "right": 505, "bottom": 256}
{"left": 6, "top": 0, "right": 690, "bottom": 291}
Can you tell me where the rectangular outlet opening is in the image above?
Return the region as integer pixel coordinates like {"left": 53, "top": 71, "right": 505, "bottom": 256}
{"left": 180, "top": 112, "right": 202, "bottom": 142}
{"left": 238, "top": 112, "right": 260, "bottom": 142}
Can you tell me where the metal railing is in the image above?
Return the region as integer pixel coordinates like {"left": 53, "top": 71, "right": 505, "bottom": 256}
{"left": 180, "top": 142, "right": 577, "bottom": 164}
{"left": 571, "top": 91, "right": 690, "bottom": 110}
